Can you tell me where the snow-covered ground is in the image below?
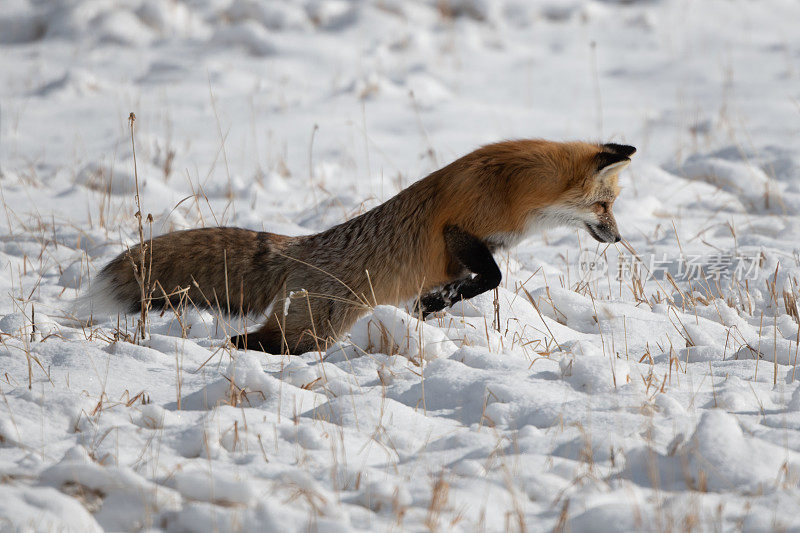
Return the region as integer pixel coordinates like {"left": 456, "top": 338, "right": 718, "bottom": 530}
{"left": 2, "top": 0, "right": 800, "bottom": 530}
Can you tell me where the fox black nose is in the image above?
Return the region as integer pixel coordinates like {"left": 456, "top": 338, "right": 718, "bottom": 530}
{"left": 614, "top": 234, "right": 621, "bottom": 243}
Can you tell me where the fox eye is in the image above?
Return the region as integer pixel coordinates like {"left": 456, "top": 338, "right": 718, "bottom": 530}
{"left": 594, "top": 201, "right": 609, "bottom": 211}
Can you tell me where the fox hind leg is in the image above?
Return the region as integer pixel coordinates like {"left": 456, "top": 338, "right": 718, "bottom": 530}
{"left": 230, "top": 320, "right": 284, "bottom": 353}
{"left": 231, "top": 296, "right": 342, "bottom": 355}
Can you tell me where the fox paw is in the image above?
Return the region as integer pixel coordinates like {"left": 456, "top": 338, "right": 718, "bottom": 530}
{"left": 230, "top": 334, "right": 267, "bottom": 351}
{"left": 413, "top": 292, "right": 450, "bottom": 318}
{"left": 231, "top": 333, "right": 284, "bottom": 353}
{"left": 230, "top": 334, "right": 247, "bottom": 349}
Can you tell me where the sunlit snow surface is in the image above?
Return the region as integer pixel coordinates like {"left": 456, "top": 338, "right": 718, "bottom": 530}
{"left": 2, "top": 0, "right": 800, "bottom": 531}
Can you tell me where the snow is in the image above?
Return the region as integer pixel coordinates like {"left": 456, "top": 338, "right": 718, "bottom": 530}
{"left": 0, "top": 484, "right": 103, "bottom": 532}
{"left": 2, "top": 0, "right": 800, "bottom": 531}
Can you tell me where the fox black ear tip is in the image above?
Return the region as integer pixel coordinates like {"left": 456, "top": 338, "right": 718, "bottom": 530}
{"left": 602, "top": 143, "right": 637, "bottom": 157}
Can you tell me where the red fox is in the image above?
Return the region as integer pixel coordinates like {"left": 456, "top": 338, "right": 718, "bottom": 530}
{"left": 78, "top": 140, "right": 635, "bottom": 354}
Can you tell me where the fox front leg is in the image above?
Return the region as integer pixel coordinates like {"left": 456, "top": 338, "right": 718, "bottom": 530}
{"left": 414, "top": 225, "right": 502, "bottom": 318}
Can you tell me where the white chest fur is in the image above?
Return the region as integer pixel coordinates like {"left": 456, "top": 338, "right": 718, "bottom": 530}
{"left": 485, "top": 206, "right": 585, "bottom": 250}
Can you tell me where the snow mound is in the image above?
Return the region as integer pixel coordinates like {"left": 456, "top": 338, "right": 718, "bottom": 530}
{"left": 0, "top": 484, "right": 102, "bottom": 532}
{"left": 561, "top": 351, "right": 631, "bottom": 392}
{"left": 677, "top": 155, "right": 781, "bottom": 212}
{"left": 358, "top": 479, "right": 412, "bottom": 513}
{"left": 0, "top": 312, "right": 59, "bottom": 339}
{"left": 212, "top": 21, "right": 277, "bottom": 56}
{"left": 681, "top": 410, "right": 800, "bottom": 492}
{"left": 58, "top": 259, "right": 86, "bottom": 289}
{"left": 40, "top": 447, "right": 182, "bottom": 530}
{"left": 340, "top": 305, "right": 458, "bottom": 361}
{"left": 33, "top": 70, "right": 107, "bottom": 98}
{"left": 225, "top": 0, "right": 310, "bottom": 30}
{"left": 624, "top": 410, "right": 800, "bottom": 494}
{"left": 305, "top": 0, "right": 358, "bottom": 30}
{"left": 171, "top": 469, "right": 254, "bottom": 506}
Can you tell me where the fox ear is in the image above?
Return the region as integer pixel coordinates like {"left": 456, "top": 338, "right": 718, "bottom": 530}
{"left": 594, "top": 151, "right": 631, "bottom": 177}
{"left": 602, "top": 143, "right": 637, "bottom": 157}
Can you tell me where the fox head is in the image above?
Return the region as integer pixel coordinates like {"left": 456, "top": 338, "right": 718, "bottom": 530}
{"left": 438, "top": 139, "right": 636, "bottom": 248}
{"left": 544, "top": 142, "right": 635, "bottom": 244}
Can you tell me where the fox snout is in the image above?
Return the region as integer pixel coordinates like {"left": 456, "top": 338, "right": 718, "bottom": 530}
{"left": 585, "top": 205, "right": 621, "bottom": 243}
{"left": 585, "top": 220, "right": 621, "bottom": 243}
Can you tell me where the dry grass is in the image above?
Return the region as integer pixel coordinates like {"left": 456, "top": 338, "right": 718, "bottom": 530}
{"left": 125, "top": 112, "right": 152, "bottom": 343}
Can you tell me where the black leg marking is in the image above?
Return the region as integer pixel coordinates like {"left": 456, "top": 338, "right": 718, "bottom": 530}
{"left": 414, "top": 225, "right": 501, "bottom": 317}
